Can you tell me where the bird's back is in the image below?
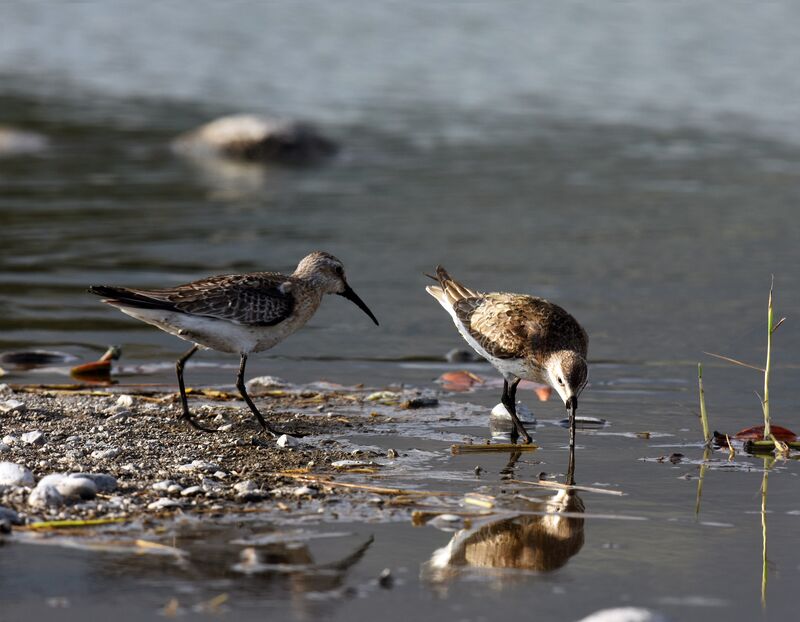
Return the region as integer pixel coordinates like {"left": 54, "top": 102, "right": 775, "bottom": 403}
{"left": 426, "top": 267, "right": 588, "bottom": 363}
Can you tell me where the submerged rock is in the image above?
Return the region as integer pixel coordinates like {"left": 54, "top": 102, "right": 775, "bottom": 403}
{"left": 172, "top": 114, "right": 338, "bottom": 165}
{"left": 20, "top": 431, "right": 45, "bottom": 446}
{"left": 575, "top": 608, "right": 669, "bottom": 622}
{"left": 0, "top": 462, "right": 35, "bottom": 489}
{"left": 0, "top": 126, "right": 49, "bottom": 155}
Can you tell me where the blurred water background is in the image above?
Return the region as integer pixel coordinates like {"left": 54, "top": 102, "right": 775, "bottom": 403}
{"left": 2, "top": 2, "right": 800, "bottom": 620}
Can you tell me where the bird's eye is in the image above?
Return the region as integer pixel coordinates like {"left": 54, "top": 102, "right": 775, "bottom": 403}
{"left": 335, "top": 266, "right": 344, "bottom": 276}
{"left": 557, "top": 377, "right": 564, "bottom": 386}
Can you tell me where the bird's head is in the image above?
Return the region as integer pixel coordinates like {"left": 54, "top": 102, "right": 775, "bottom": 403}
{"left": 544, "top": 350, "right": 588, "bottom": 414}
{"left": 294, "top": 252, "right": 379, "bottom": 325}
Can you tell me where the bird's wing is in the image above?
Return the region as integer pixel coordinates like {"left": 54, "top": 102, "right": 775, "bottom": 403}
{"left": 454, "top": 294, "right": 588, "bottom": 360}
{"left": 91, "top": 273, "right": 296, "bottom": 327}
{"left": 453, "top": 294, "right": 532, "bottom": 359}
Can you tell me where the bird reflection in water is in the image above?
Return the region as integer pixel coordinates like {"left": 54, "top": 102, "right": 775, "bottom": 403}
{"left": 423, "top": 449, "right": 584, "bottom": 586}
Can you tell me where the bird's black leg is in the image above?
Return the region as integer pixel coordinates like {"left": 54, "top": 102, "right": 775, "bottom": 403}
{"left": 236, "top": 353, "right": 282, "bottom": 438}
{"left": 568, "top": 400, "right": 577, "bottom": 453}
{"left": 501, "top": 378, "right": 532, "bottom": 444}
{"left": 175, "top": 345, "right": 214, "bottom": 432}
{"left": 566, "top": 442, "right": 576, "bottom": 486}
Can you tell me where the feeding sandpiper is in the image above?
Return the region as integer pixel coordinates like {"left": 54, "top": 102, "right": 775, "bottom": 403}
{"left": 426, "top": 266, "right": 588, "bottom": 447}
{"left": 89, "top": 252, "right": 378, "bottom": 435}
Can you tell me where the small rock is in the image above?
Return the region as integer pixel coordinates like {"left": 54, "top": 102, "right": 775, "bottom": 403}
{"left": 0, "top": 505, "right": 22, "bottom": 525}
{"left": 91, "top": 448, "right": 120, "bottom": 460}
{"left": 0, "top": 443, "right": 10, "bottom": 453}
{"left": 21, "top": 431, "right": 45, "bottom": 446}
{"left": 0, "top": 462, "right": 35, "bottom": 488}
{"left": 0, "top": 383, "right": 11, "bottom": 395}
{"left": 147, "top": 498, "right": 181, "bottom": 511}
{"left": 276, "top": 434, "right": 299, "bottom": 448}
{"left": 73, "top": 473, "right": 117, "bottom": 493}
{"left": 491, "top": 402, "right": 536, "bottom": 423}
{"left": 28, "top": 484, "right": 64, "bottom": 508}
{"left": 180, "top": 485, "right": 203, "bottom": 497}
{"left": 401, "top": 397, "right": 439, "bottom": 409}
{"left": 37, "top": 473, "right": 97, "bottom": 500}
{"left": 331, "top": 460, "right": 377, "bottom": 469}
{"left": 1, "top": 435, "right": 17, "bottom": 446}
{"left": 445, "top": 348, "right": 480, "bottom": 363}
{"left": 167, "top": 484, "right": 184, "bottom": 495}
{"left": 115, "top": 395, "right": 135, "bottom": 408}
{"left": 474, "top": 465, "right": 483, "bottom": 476}
{"left": 107, "top": 410, "right": 132, "bottom": 422}
{"left": 152, "top": 480, "right": 175, "bottom": 492}
{"left": 245, "top": 375, "right": 287, "bottom": 390}
{"left": 575, "top": 608, "right": 669, "bottom": 622}
{"left": 177, "top": 460, "right": 220, "bottom": 473}
{"left": 218, "top": 424, "right": 234, "bottom": 432}
{"left": 213, "top": 471, "right": 227, "bottom": 479}
{"left": 233, "top": 480, "right": 258, "bottom": 494}
{"left": 0, "top": 399, "right": 26, "bottom": 414}
{"left": 378, "top": 568, "right": 393, "bottom": 589}
{"left": 386, "top": 449, "right": 399, "bottom": 459}
{"left": 292, "top": 485, "right": 316, "bottom": 497}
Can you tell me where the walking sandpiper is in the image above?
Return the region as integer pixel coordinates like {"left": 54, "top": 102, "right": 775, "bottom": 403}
{"left": 426, "top": 266, "right": 588, "bottom": 446}
{"left": 89, "top": 252, "right": 378, "bottom": 434}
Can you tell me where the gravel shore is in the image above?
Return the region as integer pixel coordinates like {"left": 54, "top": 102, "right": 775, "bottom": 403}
{"left": 0, "top": 381, "right": 393, "bottom": 527}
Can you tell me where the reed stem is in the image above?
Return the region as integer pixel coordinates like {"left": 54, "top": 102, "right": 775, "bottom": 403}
{"left": 698, "top": 363, "right": 710, "bottom": 445}
{"left": 763, "top": 281, "right": 773, "bottom": 439}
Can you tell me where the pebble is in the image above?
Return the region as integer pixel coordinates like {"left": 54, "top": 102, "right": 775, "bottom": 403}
{"left": 276, "top": 434, "right": 299, "bottom": 448}
{"left": 91, "top": 448, "right": 121, "bottom": 460}
{"left": 177, "top": 460, "right": 220, "bottom": 473}
{"left": 292, "top": 485, "right": 316, "bottom": 497}
{"left": 107, "top": 410, "right": 132, "bottom": 423}
{"left": 115, "top": 395, "right": 135, "bottom": 408}
{"left": 147, "top": 498, "right": 181, "bottom": 511}
{"left": 0, "top": 505, "right": 21, "bottom": 525}
{"left": 245, "top": 375, "right": 287, "bottom": 390}
{"left": 491, "top": 402, "right": 536, "bottom": 423}
{"left": 167, "top": 484, "right": 184, "bottom": 495}
{"left": 386, "top": 448, "right": 399, "bottom": 459}
{"left": 28, "top": 484, "right": 64, "bottom": 508}
{"left": 0, "top": 462, "right": 35, "bottom": 488}
{"left": 378, "top": 568, "right": 393, "bottom": 589}
{"left": 233, "top": 480, "right": 258, "bottom": 494}
{"left": 180, "top": 486, "right": 203, "bottom": 497}
{"left": 0, "top": 399, "right": 26, "bottom": 414}
{"left": 35, "top": 473, "right": 98, "bottom": 502}
{"left": 21, "top": 431, "right": 45, "bottom": 446}
{"left": 73, "top": 472, "right": 117, "bottom": 493}
{"left": 218, "top": 424, "right": 234, "bottom": 432}
{"left": 152, "top": 479, "right": 175, "bottom": 492}
{"left": 575, "top": 608, "right": 669, "bottom": 622}
{"left": 0, "top": 443, "right": 10, "bottom": 453}
{"left": 2, "top": 435, "right": 17, "bottom": 446}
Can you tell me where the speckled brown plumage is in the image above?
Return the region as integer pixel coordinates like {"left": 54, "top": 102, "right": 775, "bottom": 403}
{"left": 429, "top": 266, "right": 588, "bottom": 365}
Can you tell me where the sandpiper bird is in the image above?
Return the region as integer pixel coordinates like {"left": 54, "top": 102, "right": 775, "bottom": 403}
{"left": 426, "top": 266, "right": 588, "bottom": 446}
{"left": 89, "top": 252, "right": 378, "bottom": 434}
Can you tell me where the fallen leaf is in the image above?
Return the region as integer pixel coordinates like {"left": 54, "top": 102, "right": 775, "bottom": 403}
{"left": 734, "top": 424, "right": 796, "bottom": 441}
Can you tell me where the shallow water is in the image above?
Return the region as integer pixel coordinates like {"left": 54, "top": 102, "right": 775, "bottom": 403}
{"left": 2, "top": 2, "right": 800, "bottom": 620}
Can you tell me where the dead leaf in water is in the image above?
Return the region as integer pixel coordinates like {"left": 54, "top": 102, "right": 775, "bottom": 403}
{"left": 734, "top": 424, "right": 796, "bottom": 441}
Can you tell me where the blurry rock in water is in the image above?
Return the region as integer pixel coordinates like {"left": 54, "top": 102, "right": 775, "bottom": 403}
{"left": 0, "top": 125, "right": 49, "bottom": 155}
{"left": 0, "top": 350, "right": 77, "bottom": 370}
{"left": 575, "top": 608, "right": 669, "bottom": 622}
{"left": 444, "top": 348, "right": 480, "bottom": 363}
{"left": 172, "top": 114, "right": 338, "bottom": 165}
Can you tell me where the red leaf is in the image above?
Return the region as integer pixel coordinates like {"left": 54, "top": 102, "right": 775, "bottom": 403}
{"left": 733, "top": 424, "right": 797, "bottom": 441}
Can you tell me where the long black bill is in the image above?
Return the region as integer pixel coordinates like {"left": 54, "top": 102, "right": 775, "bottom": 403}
{"left": 338, "top": 284, "right": 379, "bottom": 326}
